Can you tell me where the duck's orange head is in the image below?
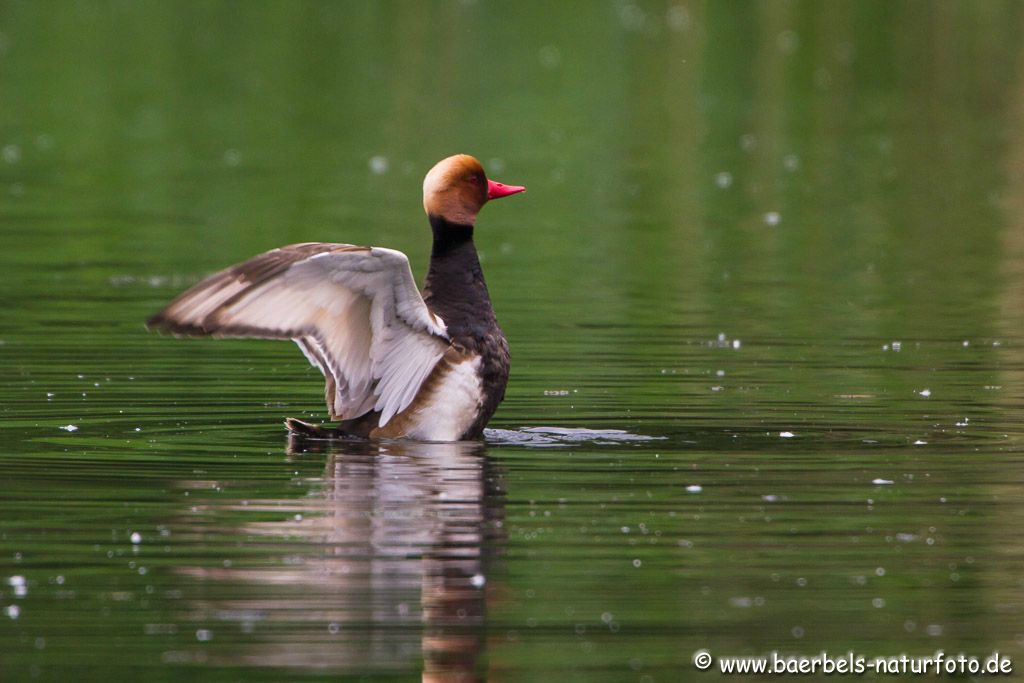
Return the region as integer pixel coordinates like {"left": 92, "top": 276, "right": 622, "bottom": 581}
{"left": 423, "top": 154, "right": 525, "bottom": 225}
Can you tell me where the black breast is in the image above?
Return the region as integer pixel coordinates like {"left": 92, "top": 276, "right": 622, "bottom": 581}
{"left": 422, "top": 215, "right": 510, "bottom": 438}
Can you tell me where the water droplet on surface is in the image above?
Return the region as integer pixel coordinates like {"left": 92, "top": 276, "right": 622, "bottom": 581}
{"left": 777, "top": 30, "right": 799, "bottom": 54}
{"left": 368, "top": 155, "right": 389, "bottom": 175}
{"left": 538, "top": 45, "right": 561, "bottom": 68}
{"left": 836, "top": 41, "right": 855, "bottom": 64}
{"left": 2, "top": 144, "right": 21, "bottom": 164}
{"left": 618, "top": 3, "right": 647, "bottom": 31}
{"left": 666, "top": 5, "right": 690, "bottom": 31}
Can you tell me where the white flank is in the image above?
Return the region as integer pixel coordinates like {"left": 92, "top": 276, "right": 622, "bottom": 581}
{"left": 407, "top": 357, "right": 483, "bottom": 441}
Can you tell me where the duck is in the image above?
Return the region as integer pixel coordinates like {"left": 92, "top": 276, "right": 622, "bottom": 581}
{"left": 147, "top": 154, "right": 524, "bottom": 441}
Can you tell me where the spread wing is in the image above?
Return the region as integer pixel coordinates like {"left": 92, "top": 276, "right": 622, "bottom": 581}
{"left": 147, "top": 242, "right": 450, "bottom": 425}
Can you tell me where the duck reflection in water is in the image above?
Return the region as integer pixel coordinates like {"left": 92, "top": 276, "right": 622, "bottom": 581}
{"left": 180, "top": 436, "right": 505, "bottom": 682}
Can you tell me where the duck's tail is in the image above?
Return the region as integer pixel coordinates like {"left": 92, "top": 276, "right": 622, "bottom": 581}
{"left": 284, "top": 417, "right": 338, "bottom": 438}
{"left": 284, "top": 416, "right": 377, "bottom": 440}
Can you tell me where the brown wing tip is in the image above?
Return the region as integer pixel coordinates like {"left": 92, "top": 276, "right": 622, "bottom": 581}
{"left": 145, "top": 310, "right": 210, "bottom": 337}
{"left": 145, "top": 310, "right": 166, "bottom": 330}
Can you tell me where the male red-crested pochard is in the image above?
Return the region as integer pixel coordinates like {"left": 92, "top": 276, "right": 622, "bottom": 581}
{"left": 147, "top": 154, "right": 524, "bottom": 441}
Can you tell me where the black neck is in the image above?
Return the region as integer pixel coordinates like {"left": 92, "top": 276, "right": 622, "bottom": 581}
{"left": 424, "top": 214, "right": 496, "bottom": 334}
{"left": 430, "top": 214, "right": 475, "bottom": 257}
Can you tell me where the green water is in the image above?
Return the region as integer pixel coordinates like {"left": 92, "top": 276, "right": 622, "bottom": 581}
{"left": 3, "top": 1, "right": 1024, "bottom": 680}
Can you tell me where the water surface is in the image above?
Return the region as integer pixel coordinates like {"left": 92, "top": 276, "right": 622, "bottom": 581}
{"left": 2, "top": 1, "right": 1024, "bottom": 680}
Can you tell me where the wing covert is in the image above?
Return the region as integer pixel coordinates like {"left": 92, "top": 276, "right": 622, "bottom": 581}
{"left": 147, "top": 243, "right": 450, "bottom": 424}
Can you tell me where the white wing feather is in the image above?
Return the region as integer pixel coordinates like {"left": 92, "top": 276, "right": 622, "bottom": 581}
{"left": 148, "top": 243, "right": 450, "bottom": 425}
